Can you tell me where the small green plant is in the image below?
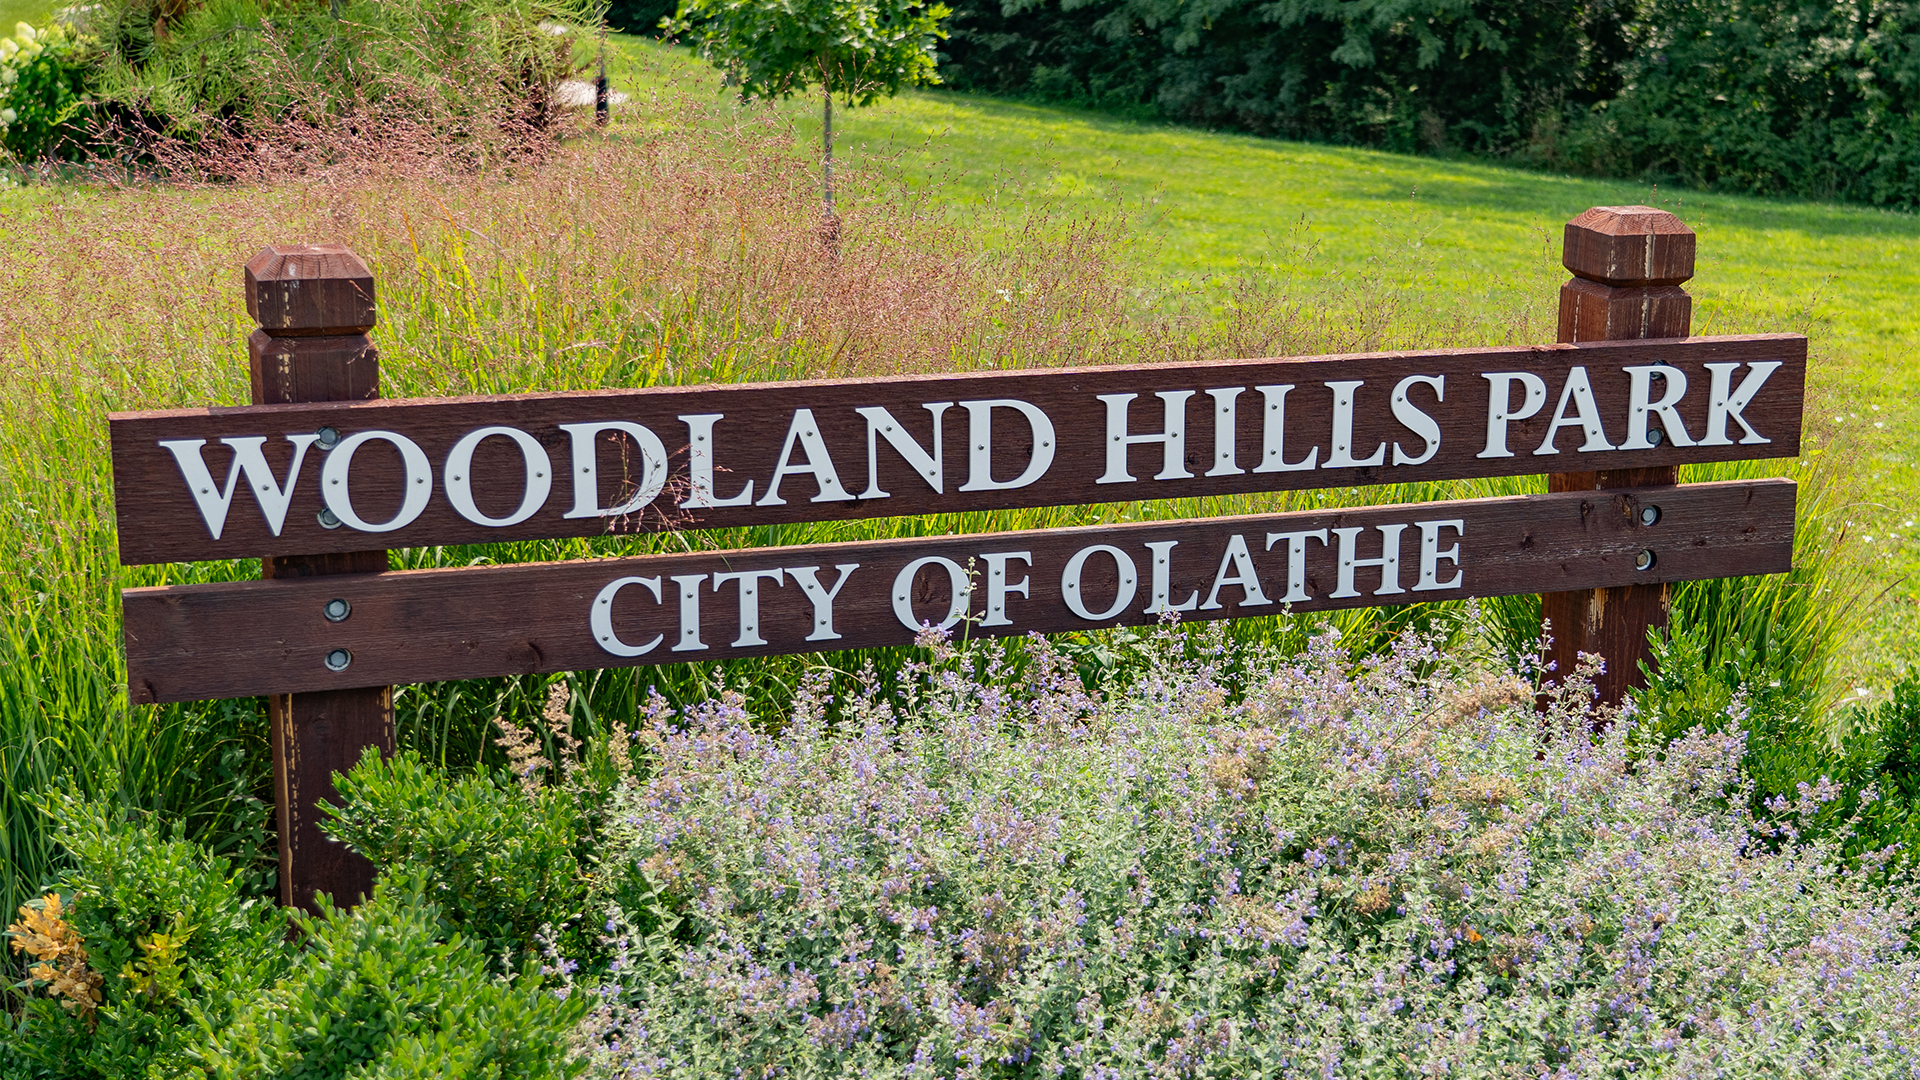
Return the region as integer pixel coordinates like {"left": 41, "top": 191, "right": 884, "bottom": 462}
{"left": 0, "top": 21, "right": 93, "bottom": 162}
{"left": 323, "top": 740, "right": 596, "bottom": 970}
{"left": 193, "top": 873, "right": 588, "bottom": 1080}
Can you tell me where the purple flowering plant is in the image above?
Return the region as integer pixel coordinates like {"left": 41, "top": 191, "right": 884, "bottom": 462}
{"left": 564, "top": 619, "right": 1920, "bottom": 1077}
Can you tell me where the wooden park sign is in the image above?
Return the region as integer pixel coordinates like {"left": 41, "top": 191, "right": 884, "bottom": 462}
{"left": 107, "top": 207, "right": 1804, "bottom": 910}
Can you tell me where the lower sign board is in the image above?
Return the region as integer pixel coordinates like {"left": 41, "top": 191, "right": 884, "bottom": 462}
{"left": 122, "top": 479, "right": 1794, "bottom": 704}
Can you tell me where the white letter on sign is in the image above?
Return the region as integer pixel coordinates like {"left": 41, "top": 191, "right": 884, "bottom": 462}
{"left": 1142, "top": 540, "right": 1198, "bottom": 615}
{"left": 957, "top": 400, "right": 1056, "bottom": 492}
{"left": 1206, "top": 387, "right": 1244, "bottom": 477}
{"left": 1330, "top": 525, "right": 1408, "bottom": 598}
{"left": 670, "top": 574, "right": 708, "bottom": 652}
{"left": 321, "top": 430, "right": 433, "bottom": 533}
{"left": 1533, "top": 367, "right": 1615, "bottom": 455}
{"left": 1699, "top": 361, "right": 1781, "bottom": 446}
{"left": 712, "top": 568, "right": 785, "bottom": 647}
{"left": 1390, "top": 375, "right": 1444, "bottom": 466}
{"left": 1096, "top": 391, "right": 1195, "bottom": 484}
{"left": 787, "top": 563, "right": 860, "bottom": 641}
{"left": 591, "top": 576, "right": 664, "bottom": 657}
{"left": 759, "top": 409, "right": 855, "bottom": 506}
{"left": 1061, "top": 545, "right": 1138, "bottom": 621}
{"left": 160, "top": 433, "right": 319, "bottom": 540}
{"left": 1621, "top": 365, "right": 1697, "bottom": 450}
{"left": 445, "top": 426, "right": 554, "bottom": 527}
{"left": 979, "top": 551, "right": 1032, "bottom": 627}
{"left": 1414, "top": 520, "right": 1465, "bottom": 591}
{"left": 1477, "top": 373, "right": 1548, "bottom": 459}
{"left": 678, "top": 414, "right": 753, "bottom": 509}
{"left": 855, "top": 403, "right": 951, "bottom": 498}
{"left": 1264, "top": 529, "right": 1329, "bottom": 603}
{"left": 1252, "top": 385, "right": 1318, "bottom": 473}
{"left": 559, "top": 421, "right": 669, "bottom": 518}
{"left": 1323, "top": 381, "right": 1387, "bottom": 469}
{"left": 894, "top": 556, "right": 972, "bottom": 631}
{"left": 1200, "top": 534, "right": 1272, "bottom": 611}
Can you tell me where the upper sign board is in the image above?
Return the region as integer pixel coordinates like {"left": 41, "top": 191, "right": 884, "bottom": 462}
{"left": 108, "top": 334, "right": 1805, "bottom": 565}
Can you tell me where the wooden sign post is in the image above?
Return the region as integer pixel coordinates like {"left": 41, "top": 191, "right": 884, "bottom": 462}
{"left": 1544, "top": 206, "right": 1696, "bottom": 706}
{"left": 245, "top": 244, "right": 390, "bottom": 912}
{"left": 108, "top": 208, "right": 1805, "bottom": 909}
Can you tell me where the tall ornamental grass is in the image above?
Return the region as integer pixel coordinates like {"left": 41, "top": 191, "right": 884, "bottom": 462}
{"left": 0, "top": 63, "right": 1866, "bottom": 930}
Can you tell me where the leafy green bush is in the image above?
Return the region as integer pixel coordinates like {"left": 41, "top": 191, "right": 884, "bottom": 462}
{"left": 324, "top": 743, "right": 594, "bottom": 968}
{"left": 1559, "top": 0, "right": 1920, "bottom": 206}
{"left": 0, "top": 22, "right": 94, "bottom": 162}
{"left": 4, "top": 795, "right": 586, "bottom": 1078}
{"left": 2, "top": 794, "right": 289, "bottom": 1080}
{"left": 194, "top": 873, "right": 587, "bottom": 1080}
{"left": 573, "top": 627, "right": 1920, "bottom": 1075}
{"left": 74, "top": 0, "right": 595, "bottom": 159}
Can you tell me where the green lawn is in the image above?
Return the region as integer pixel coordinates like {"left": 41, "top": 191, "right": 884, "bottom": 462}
{"left": 608, "top": 36, "right": 1920, "bottom": 680}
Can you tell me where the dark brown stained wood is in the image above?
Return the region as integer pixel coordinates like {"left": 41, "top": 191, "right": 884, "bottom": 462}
{"left": 123, "top": 479, "right": 1795, "bottom": 704}
{"left": 1562, "top": 206, "right": 1697, "bottom": 287}
{"left": 1545, "top": 205, "right": 1697, "bottom": 709}
{"left": 245, "top": 245, "right": 377, "bottom": 336}
{"left": 108, "top": 333, "right": 1806, "bottom": 566}
{"left": 1556, "top": 279, "right": 1692, "bottom": 343}
{"left": 249, "top": 331, "right": 379, "bottom": 405}
{"left": 245, "top": 242, "right": 388, "bottom": 915}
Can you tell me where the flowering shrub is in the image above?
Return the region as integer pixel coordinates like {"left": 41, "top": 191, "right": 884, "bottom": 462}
{"left": 574, "top": 626, "right": 1920, "bottom": 1076}
{"left": 0, "top": 22, "right": 92, "bottom": 162}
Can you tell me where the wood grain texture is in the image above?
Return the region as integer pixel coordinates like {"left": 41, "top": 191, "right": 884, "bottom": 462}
{"left": 246, "top": 244, "right": 387, "bottom": 914}
{"left": 109, "top": 334, "right": 1805, "bottom": 565}
{"left": 248, "top": 331, "right": 379, "bottom": 405}
{"left": 124, "top": 480, "right": 1795, "bottom": 704}
{"left": 1545, "top": 205, "right": 1695, "bottom": 708}
{"left": 1556, "top": 280, "right": 1693, "bottom": 343}
{"left": 1562, "top": 206, "right": 1697, "bottom": 287}
{"left": 244, "top": 245, "right": 377, "bottom": 336}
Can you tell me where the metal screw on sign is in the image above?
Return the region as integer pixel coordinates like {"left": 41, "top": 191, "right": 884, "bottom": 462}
{"left": 324, "top": 648, "right": 352, "bottom": 671}
{"left": 323, "top": 598, "right": 351, "bottom": 622}
{"left": 1640, "top": 505, "right": 1662, "bottom": 526}
{"left": 317, "top": 508, "right": 342, "bottom": 529}
{"left": 315, "top": 426, "right": 341, "bottom": 450}
{"left": 1635, "top": 550, "right": 1657, "bottom": 572}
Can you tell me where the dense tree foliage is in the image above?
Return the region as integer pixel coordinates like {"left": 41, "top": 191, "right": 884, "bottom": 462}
{"left": 940, "top": 0, "right": 1920, "bottom": 207}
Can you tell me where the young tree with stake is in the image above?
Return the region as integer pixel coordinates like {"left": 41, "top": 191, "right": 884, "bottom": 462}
{"left": 667, "top": 0, "right": 949, "bottom": 231}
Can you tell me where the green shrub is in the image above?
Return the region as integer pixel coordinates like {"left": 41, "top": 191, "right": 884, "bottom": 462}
{"left": 193, "top": 873, "right": 587, "bottom": 1080}
{"left": 323, "top": 743, "right": 595, "bottom": 968}
{"left": 0, "top": 22, "right": 94, "bottom": 162}
{"left": 75, "top": 0, "right": 595, "bottom": 157}
{"left": 2, "top": 794, "right": 288, "bottom": 1080}
{"left": 1560, "top": 0, "right": 1920, "bottom": 206}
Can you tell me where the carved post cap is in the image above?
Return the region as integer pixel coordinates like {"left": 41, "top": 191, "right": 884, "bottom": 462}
{"left": 1562, "top": 206, "right": 1695, "bottom": 287}
{"left": 245, "top": 244, "right": 377, "bottom": 336}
